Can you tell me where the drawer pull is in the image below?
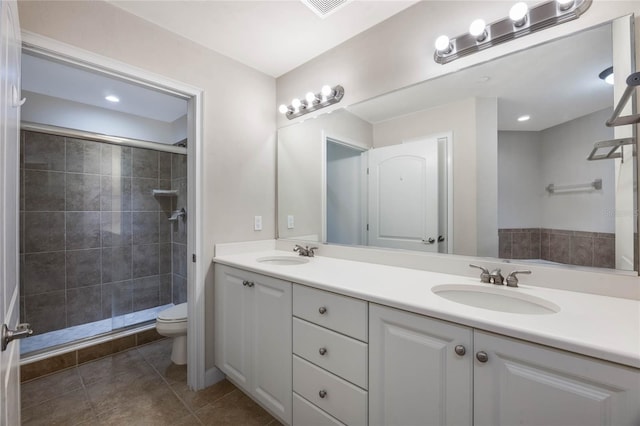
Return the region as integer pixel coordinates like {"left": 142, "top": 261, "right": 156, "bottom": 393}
{"left": 318, "top": 390, "right": 327, "bottom": 399}
{"left": 454, "top": 345, "right": 466, "bottom": 356}
{"left": 242, "top": 280, "right": 248, "bottom": 286}
{"left": 476, "top": 351, "right": 489, "bottom": 363}
{"left": 318, "top": 347, "right": 327, "bottom": 356}
{"left": 318, "top": 306, "right": 327, "bottom": 315}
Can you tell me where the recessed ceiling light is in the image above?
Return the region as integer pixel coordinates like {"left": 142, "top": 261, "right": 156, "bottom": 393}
{"left": 105, "top": 95, "right": 120, "bottom": 103}
{"left": 517, "top": 115, "right": 530, "bottom": 122}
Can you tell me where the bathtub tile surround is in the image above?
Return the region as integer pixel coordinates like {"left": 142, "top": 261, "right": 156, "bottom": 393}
{"left": 21, "top": 339, "right": 278, "bottom": 426}
{"left": 20, "top": 130, "right": 188, "bottom": 346}
{"left": 498, "top": 228, "right": 616, "bottom": 268}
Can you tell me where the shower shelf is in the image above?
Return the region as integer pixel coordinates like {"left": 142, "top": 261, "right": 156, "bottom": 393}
{"left": 152, "top": 189, "right": 178, "bottom": 197}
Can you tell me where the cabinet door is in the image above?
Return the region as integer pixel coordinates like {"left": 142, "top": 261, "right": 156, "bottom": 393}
{"left": 474, "top": 331, "right": 640, "bottom": 426}
{"left": 251, "top": 273, "right": 292, "bottom": 424}
{"left": 214, "top": 265, "right": 252, "bottom": 390}
{"left": 369, "top": 304, "right": 473, "bottom": 426}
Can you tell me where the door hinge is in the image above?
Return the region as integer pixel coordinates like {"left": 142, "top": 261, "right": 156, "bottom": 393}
{"left": 366, "top": 224, "right": 369, "bottom": 231}
{"left": 366, "top": 167, "right": 369, "bottom": 175}
{"left": 192, "top": 254, "right": 196, "bottom": 263}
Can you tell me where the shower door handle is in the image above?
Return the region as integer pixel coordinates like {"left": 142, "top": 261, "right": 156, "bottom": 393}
{"left": 2, "top": 323, "right": 33, "bottom": 351}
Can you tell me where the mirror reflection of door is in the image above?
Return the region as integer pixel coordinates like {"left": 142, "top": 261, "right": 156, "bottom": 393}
{"left": 326, "top": 139, "right": 367, "bottom": 245}
{"left": 368, "top": 138, "right": 442, "bottom": 252}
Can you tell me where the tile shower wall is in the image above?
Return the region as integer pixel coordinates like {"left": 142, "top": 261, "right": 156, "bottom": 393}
{"left": 498, "top": 228, "right": 616, "bottom": 269}
{"left": 20, "top": 130, "right": 187, "bottom": 336}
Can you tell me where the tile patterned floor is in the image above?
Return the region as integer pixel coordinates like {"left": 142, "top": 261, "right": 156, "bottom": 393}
{"left": 21, "top": 304, "right": 173, "bottom": 355}
{"left": 21, "top": 339, "right": 282, "bottom": 426}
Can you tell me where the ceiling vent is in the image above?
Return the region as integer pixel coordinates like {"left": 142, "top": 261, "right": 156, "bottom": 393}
{"left": 301, "top": 0, "right": 352, "bottom": 18}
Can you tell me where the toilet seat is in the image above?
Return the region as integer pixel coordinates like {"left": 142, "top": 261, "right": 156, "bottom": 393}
{"left": 157, "top": 303, "right": 187, "bottom": 323}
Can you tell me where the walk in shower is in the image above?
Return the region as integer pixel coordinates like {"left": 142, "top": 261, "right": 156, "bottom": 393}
{"left": 19, "top": 51, "right": 190, "bottom": 356}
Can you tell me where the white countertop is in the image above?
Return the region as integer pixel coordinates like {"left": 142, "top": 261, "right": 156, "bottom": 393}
{"left": 213, "top": 250, "right": 640, "bottom": 369}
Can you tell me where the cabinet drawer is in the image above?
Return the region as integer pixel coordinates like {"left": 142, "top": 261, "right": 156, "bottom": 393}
{"left": 293, "top": 318, "right": 368, "bottom": 389}
{"left": 293, "top": 355, "right": 367, "bottom": 426}
{"left": 293, "top": 284, "right": 368, "bottom": 342}
{"left": 293, "top": 393, "right": 346, "bottom": 426}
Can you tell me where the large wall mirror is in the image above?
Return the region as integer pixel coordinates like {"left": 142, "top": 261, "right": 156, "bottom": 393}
{"left": 277, "top": 14, "right": 638, "bottom": 274}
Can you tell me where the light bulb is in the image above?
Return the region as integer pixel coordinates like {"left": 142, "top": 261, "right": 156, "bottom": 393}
{"left": 105, "top": 95, "right": 120, "bottom": 103}
{"left": 291, "top": 98, "right": 301, "bottom": 110}
{"left": 517, "top": 115, "right": 530, "bottom": 122}
{"left": 321, "top": 85, "right": 333, "bottom": 98}
{"left": 605, "top": 74, "right": 614, "bottom": 85}
{"left": 556, "top": 0, "right": 574, "bottom": 10}
{"left": 469, "top": 19, "right": 487, "bottom": 41}
{"left": 509, "top": 2, "right": 529, "bottom": 27}
{"left": 305, "top": 92, "right": 317, "bottom": 106}
{"left": 278, "top": 104, "right": 289, "bottom": 114}
{"left": 434, "top": 35, "right": 452, "bottom": 54}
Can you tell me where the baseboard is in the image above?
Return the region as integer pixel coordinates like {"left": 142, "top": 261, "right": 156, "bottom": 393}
{"left": 205, "top": 366, "right": 225, "bottom": 387}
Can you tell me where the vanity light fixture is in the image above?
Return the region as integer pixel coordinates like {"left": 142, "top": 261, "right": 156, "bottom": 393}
{"left": 433, "top": 0, "right": 592, "bottom": 64}
{"left": 105, "top": 95, "right": 120, "bottom": 103}
{"left": 279, "top": 84, "right": 344, "bottom": 120}
{"left": 599, "top": 66, "right": 614, "bottom": 85}
{"left": 469, "top": 19, "right": 488, "bottom": 42}
{"left": 509, "top": 2, "right": 529, "bottom": 27}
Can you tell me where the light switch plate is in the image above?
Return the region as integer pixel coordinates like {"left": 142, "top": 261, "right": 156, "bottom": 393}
{"left": 287, "top": 215, "right": 294, "bottom": 229}
{"left": 254, "top": 215, "right": 262, "bottom": 231}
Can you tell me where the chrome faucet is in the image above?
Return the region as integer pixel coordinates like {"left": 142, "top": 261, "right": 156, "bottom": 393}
{"left": 489, "top": 268, "right": 504, "bottom": 285}
{"left": 293, "top": 244, "right": 317, "bottom": 257}
{"left": 469, "top": 264, "right": 491, "bottom": 283}
{"left": 505, "top": 270, "right": 531, "bottom": 287}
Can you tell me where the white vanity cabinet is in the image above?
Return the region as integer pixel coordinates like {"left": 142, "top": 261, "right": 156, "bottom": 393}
{"left": 369, "top": 304, "right": 640, "bottom": 426}
{"left": 214, "top": 265, "right": 292, "bottom": 424}
{"left": 474, "top": 331, "right": 640, "bottom": 426}
{"left": 369, "top": 304, "right": 473, "bottom": 426}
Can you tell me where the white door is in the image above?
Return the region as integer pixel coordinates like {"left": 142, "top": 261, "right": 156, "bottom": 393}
{"left": 0, "top": 1, "right": 22, "bottom": 425}
{"left": 474, "top": 331, "right": 640, "bottom": 426}
{"left": 368, "top": 139, "right": 439, "bottom": 251}
{"left": 214, "top": 265, "right": 251, "bottom": 389}
{"left": 369, "top": 304, "right": 473, "bottom": 426}
{"left": 251, "top": 274, "right": 292, "bottom": 424}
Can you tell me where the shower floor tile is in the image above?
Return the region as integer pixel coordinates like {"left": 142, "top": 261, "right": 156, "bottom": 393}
{"left": 21, "top": 304, "right": 173, "bottom": 355}
{"left": 21, "top": 339, "right": 282, "bottom": 426}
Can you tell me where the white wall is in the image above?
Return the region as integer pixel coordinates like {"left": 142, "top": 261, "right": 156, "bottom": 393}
{"left": 18, "top": 0, "right": 276, "bottom": 372}
{"left": 498, "top": 108, "right": 615, "bottom": 233}
{"left": 278, "top": 109, "right": 373, "bottom": 240}
{"left": 540, "top": 108, "right": 615, "bottom": 232}
{"left": 22, "top": 90, "right": 186, "bottom": 144}
{"left": 498, "top": 131, "right": 543, "bottom": 228}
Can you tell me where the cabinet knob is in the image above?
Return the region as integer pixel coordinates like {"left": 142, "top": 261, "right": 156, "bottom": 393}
{"left": 319, "top": 347, "right": 327, "bottom": 356}
{"left": 247, "top": 281, "right": 254, "bottom": 288}
{"left": 476, "top": 351, "right": 489, "bottom": 363}
{"left": 318, "top": 390, "right": 327, "bottom": 399}
{"left": 318, "top": 306, "right": 327, "bottom": 315}
{"left": 242, "top": 280, "right": 248, "bottom": 287}
{"left": 454, "top": 345, "right": 466, "bottom": 356}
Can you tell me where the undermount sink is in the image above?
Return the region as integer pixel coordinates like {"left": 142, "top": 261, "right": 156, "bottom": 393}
{"left": 432, "top": 284, "right": 560, "bottom": 315}
{"left": 256, "top": 256, "right": 310, "bottom": 266}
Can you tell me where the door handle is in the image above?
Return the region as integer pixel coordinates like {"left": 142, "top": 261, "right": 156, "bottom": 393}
{"left": 2, "top": 323, "right": 33, "bottom": 351}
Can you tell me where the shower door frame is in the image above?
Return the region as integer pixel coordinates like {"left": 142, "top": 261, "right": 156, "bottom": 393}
{"left": 20, "top": 31, "right": 208, "bottom": 390}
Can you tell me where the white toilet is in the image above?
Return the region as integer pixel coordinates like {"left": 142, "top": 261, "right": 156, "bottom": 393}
{"left": 156, "top": 303, "right": 188, "bottom": 365}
